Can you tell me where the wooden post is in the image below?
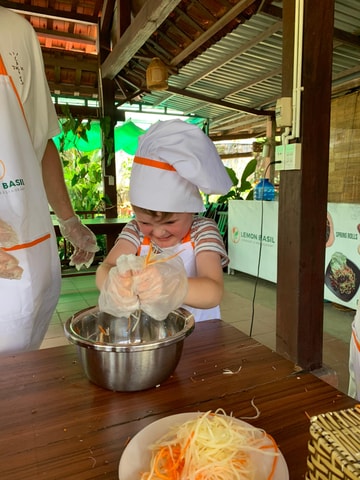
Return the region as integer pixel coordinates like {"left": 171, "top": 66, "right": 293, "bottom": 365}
{"left": 97, "top": 0, "right": 131, "bottom": 250}
{"left": 276, "top": 0, "right": 334, "bottom": 370}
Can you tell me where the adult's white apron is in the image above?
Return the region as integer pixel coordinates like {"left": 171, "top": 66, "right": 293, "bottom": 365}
{"left": 139, "top": 232, "right": 221, "bottom": 322}
{"left": 0, "top": 56, "right": 61, "bottom": 353}
{"left": 348, "top": 309, "right": 360, "bottom": 400}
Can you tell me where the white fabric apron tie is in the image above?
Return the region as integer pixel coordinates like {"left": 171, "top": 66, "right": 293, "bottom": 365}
{"left": 138, "top": 233, "right": 221, "bottom": 322}
{"left": 0, "top": 55, "right": 60, "bottom": 352}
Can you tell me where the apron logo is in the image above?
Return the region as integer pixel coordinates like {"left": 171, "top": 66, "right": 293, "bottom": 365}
{"left": 0, "top": 161, "right": 25, "bottom": 189}
{"left": 0, "top": 159, "right": 5, "bottom": 180}
{"left": 2, "top": 178, "right": 25, "bottom": 189}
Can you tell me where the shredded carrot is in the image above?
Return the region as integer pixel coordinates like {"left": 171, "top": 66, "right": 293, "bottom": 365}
{"left": 98, "top": 325, "right": 107, "bottom": 335}
{"left": 144, "top": 242, "right": 184, "bottom": 267}
{"left": 140, "top": 409, "right": 280, "bottom": 480}
{"left": 260, "top": 434, "right": 279, "bottom": 480}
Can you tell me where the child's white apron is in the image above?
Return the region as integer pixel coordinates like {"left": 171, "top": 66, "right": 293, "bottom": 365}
{"left": 138, "top": 232, "right": 221, "bottom": 322}
{"left": 0, "top": 56, "right": 60, "bottom": 353}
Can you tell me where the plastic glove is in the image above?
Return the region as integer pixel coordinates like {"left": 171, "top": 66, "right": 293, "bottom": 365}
{"left": 58, "top": 215, "right": 99, "bottom": 270}
{"left": 69, "top": 248, "right": 96, "bottom": 271}
{"left": 0, "top": 249, "right": 23, "bottom": 280}
{"left": 0, "top": 219, "right": 19, "bottom": 248}
{"left": 98, "top": 258, "right": 139, "bottom": 318}
{"left": 133, "top": 254, "right": 188, "bottom": 321}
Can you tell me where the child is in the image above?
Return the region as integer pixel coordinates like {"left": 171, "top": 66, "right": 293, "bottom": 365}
{"left": 96, "top": 119, "right": 232, "bottom": 321}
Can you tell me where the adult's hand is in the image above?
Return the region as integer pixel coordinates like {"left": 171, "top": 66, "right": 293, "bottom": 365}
{"left": 58, "top": 215, "right": 99, "bottom": 269}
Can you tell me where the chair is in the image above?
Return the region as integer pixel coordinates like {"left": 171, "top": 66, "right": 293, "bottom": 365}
{"left": 203, "top": 202, "right": 219, "bottom": 219}
{"left": 216, "top": 211, "right": 228, "bottom": 250}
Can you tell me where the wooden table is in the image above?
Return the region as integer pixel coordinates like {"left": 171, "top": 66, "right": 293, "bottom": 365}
{"left": 0, "top": 320, "right": 356, "bottom": 479}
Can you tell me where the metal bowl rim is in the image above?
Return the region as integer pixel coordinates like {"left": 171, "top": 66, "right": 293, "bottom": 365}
{"left": 64, "top": 306, "right": 195, "bottom": 352}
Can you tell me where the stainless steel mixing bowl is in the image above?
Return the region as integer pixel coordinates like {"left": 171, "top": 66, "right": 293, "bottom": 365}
{"left": 64, "top": 306, "right": 195, "bottom": 391}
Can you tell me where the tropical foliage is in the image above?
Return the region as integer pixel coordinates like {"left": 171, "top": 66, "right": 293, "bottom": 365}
{"left": 217, "top": 158, "right": 257, "bottom": 203}
{"left": 57, "top": 105, "right": 111, "bottom": 213}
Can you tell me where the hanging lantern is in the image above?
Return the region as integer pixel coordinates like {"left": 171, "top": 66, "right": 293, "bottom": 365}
{"left": 146, "top": 57, "right": 168, "bottom": 91}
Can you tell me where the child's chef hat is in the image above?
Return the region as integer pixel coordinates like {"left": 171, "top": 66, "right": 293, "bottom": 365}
{"left": 129, "top": 119, "right": 232, "bottom": 212}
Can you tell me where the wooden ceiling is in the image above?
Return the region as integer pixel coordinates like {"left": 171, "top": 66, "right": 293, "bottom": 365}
{"left": 3, "top": 0, "right": 360, "bottom": 140}
{"left": 1, "top": 0, "right": 101, "bottom": 98}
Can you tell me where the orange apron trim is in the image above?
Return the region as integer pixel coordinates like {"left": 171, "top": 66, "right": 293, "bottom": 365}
{"left": 352, "top": 328, "right": 360, "bottom": 353}
{"left": 0, "top": 55, "right": 6, "bottom": 75}
{"left": 0, "top": 55, "right": 27, "bottom": 123}
{"left": 137, "top": 230, "right": 193, "bottom": 255}
{"left": 2, "top": 233, "right": 51, "bottom": 252}
{"left": 134, "top": 156, "right": 176, "bottom": 171}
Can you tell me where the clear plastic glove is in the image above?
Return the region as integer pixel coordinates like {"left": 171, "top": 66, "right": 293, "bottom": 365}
{"left": 69, "top": 248, "right": 96, "bottom": 270}
{"left": 98, "top": 251, "right": 188, "bottom": 321}
{"left": 0, "top": 249, "right": 23, "bottom": 280}
{"left": 0, "top": 219, "right": 19, "bottom": 248}
{"left": 58, "top": 215, "right": 99, "bottom": 270}
{"left": 98, "top": 256, "right": 139, "bottom": 318}
{"left": 133, "top": 254, "right": 188, "bottom": 320}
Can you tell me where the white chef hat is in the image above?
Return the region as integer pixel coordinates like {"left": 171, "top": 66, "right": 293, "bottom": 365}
{"left": 129, "top": 119, "right": 232, "bottom": 213}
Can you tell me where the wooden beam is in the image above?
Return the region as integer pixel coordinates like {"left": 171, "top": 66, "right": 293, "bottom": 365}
{"left": 224, "top": 66, "right": 282, "bottom": 99}
{"left": 1, "top": 0, "right": 97, "bottom": 23}
{"left": 210, "top": 132, "right": 260, "bottom": 141}
{"left": 100, "top": 0, "right": 116, "bottom": 34}
{"left": 35, "top": 29, "right": 96, "bottom": 45}
{"left": 49, "top": 82, "right": 99, "bottom": 97}
{"left": 43, "top": 53, "right": 98, "bottom": 72}
{"left": 170, "top": 0, "right": 261, "bottom": 66}
{"left": 167, "top": 86, "right": 275, "bottom": 117}
{"left": 219, "top": 152, "right": 253, "bottom": 159}
{"left": 333, "top": 27, "right": 360, "bottom": 49}
{"left": 160, "top": 22, "right": 283, "bottom": 110}
{"left": 101, "top": 0, "right": 181, "bottom": 79}
{"left": 54, "top": 104, "right": 101, "bottom": 119}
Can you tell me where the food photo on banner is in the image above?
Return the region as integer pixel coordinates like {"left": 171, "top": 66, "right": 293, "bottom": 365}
{"left": 325, "top": 203, "right": 360, "bottom": 309}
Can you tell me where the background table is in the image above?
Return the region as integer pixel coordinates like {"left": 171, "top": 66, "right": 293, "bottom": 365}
{"left": 53, "top": 217, "right": 127, "bottom": 250}
{"left": 0, "top": 320, "right": 356, "bottom": 479}
{"left": 53, "top": 217, "right": 127, "bottom": 276}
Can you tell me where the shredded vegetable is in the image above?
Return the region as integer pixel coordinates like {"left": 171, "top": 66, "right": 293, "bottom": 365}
{"left": 140, "top": 409, "right": 279, "bottom": 480}
{"left": 329, "top": 252, "right": 356, "bottom": 295}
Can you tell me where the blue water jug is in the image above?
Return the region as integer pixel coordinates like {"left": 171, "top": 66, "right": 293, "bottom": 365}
{"left": 254, "top": 178, "right": 275, "bottom": 201}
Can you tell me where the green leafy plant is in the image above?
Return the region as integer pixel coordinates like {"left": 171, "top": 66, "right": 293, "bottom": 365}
{"left": 217, "top": 158, "right": 257, "bottom": 203}
{"left": 56, "top": 106, "right": 113, "bottom": 262}
{"left": 57, "top": 105, "right": 112, "bottom": 213}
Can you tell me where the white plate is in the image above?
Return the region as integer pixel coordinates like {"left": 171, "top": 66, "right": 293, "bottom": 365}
{"left": 118, "top": 412, "right": 289, "bottom": 479}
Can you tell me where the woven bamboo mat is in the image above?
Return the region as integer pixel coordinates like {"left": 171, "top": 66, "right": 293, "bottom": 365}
{"left": 306, "top": 405, "right": 360, "bottom": 479}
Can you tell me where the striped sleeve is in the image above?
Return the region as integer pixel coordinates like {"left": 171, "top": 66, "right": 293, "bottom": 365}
{"left": 117, "top": 219, "right": 143, "bottom": 249}
{"left": 191, "top": 216, "right": 229, "bottom": 267}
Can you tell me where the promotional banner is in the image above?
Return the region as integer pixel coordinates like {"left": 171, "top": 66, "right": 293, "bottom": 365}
{"left": 325, "top": 203, "right": 360, "bottom": 310}
{"left": 228, "top": 200, "right": 278, "bottom": 282}
{"left": 228, "top": 201, "right": 360, "bottom": 310}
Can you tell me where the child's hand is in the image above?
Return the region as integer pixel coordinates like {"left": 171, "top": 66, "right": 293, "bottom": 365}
{"left": 133, "top": 265, "right": 163, "bottom": 301}
{"left": 133, "top": 258, "right": 188, "bottom": 321}
{"left": 98, "top": 267, "right": 139, "bottom": 317}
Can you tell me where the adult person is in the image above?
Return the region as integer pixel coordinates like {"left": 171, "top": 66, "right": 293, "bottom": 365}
{"left": 348, "top": 304, "right": 360, "bottom": 399}
{"left": 0, "top": 7, "right": 98, "bottom": 353}
{"left": 96, "top": 119, "right": 232, "bottom": 322}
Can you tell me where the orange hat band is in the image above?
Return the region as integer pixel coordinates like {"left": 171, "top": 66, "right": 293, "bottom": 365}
{"left": 133, "top": 156, "right": 176, "bottom": 171}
